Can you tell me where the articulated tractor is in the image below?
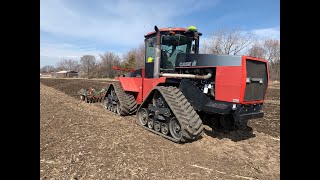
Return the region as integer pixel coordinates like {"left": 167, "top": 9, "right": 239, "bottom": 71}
{"left": 79, "top": 26, "right": 269, "bottom": 143}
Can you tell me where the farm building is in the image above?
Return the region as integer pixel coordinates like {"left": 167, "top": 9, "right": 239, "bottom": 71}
{"left": 55, "top": 70, "right": 78, "bottom": 78}
{"left": 40, "top": 73, "right": 54, "bottom": 78}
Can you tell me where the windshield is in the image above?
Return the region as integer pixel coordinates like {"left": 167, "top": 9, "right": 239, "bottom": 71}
{"left": 160, "top": 35, "right": 193, "bottom": 70}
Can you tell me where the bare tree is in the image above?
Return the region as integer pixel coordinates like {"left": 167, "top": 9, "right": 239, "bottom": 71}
{"left": 40, "top": 65, "right": 55, "bottom": 73}
{"left": 264, "top": 39, "right": 280, "bottom": 81}
{"left": 121, "top": 43, "right": 145, "bottom": 70}
{"left": 80, "top": 55, "right": 96, "bottom": 78}
{"left": 134, "top": 43, "right": 145, "bottom": 69}
{"left": 121, "top": 51, "right": 137, "bottom": 70}
{"left": 263, "top": 39, "right": 280, "bottom": 64}
{"left": 56, "top": 59, "right": 79, "bottom": 71}
{"left": 247, "top": 43, "right": 266, "bottom": 58}
{"left": 203, "top": 28, "right": 256, "bottom": 55}
{"left": 98, "top": 52, "right": 122, "bottom": 78}
{"left": 246, "top": 39, "right": 280, "bottom": 81}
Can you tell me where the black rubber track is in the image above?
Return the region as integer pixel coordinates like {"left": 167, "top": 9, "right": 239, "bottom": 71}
{"left": 125, "top": 92, "right": 138, "bottom": 114}
{"left": 106, "top": 81, "right": 138, "bottom": 116}
{"left": 138, "top": 86, "right": 204, "bottom": 143}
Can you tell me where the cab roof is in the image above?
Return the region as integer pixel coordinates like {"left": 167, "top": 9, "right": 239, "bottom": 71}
{"left": 144, "top": 28, "right": 187, "bottom": 37}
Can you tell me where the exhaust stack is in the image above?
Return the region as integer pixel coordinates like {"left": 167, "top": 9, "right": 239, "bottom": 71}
{"left": 154, "top": 26, "right": 161, "bottom": 78}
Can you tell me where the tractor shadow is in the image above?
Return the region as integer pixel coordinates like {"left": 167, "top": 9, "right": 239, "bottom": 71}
{"left": 204, "top": 126, "right": 256, "bottom": 142}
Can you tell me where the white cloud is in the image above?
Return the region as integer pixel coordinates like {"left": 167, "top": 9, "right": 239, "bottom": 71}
{"left": 251, "top": 26, "right": 280, "bottom": 40}
{"left": 40, "top": 0, "right": 219, "bottom": 47}
{"left": 40, "top": 0, "right": 220, "bottom": 66}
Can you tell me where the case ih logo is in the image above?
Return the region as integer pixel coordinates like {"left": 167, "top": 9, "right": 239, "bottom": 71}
{"left": 179, "top": 60, "right": 197, "bottom": 67}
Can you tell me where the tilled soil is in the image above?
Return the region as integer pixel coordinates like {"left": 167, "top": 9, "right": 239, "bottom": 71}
{"left": 40, "top": 78, "right": 280, "bottom": 138}
{"left": 40, "top": 78, "right": 280, "bottom": 179}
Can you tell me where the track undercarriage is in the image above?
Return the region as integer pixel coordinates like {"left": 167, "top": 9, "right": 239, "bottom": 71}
{"left": 79, "top": 79, "right": 262, "bottom": 143}
{"left": 103, "top": 81, "right": 137, "bottom": 116}
{"left": 136, "top": 86, "right": 204, "bottom": 143}
{"left": 80, "top": 81, "right": 204, "bottom": 143}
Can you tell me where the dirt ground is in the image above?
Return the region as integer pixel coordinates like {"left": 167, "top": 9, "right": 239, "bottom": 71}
{"left": 40, "top": 78, "right": 280, "bottom": 179}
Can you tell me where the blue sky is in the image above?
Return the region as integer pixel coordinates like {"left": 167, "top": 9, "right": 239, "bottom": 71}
{"left": 40, "top": 0, "right": 280, "bottom": 67}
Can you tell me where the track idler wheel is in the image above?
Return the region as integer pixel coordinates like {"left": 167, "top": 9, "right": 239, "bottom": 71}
{"left": 169, "top": 117, "right": 182, "bottom": 141}
{"left": 137, "top": 108, "right": 149, "bottom": 126}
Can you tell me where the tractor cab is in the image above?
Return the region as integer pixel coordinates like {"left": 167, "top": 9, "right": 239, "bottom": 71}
{"left": 144, "top": 26, "right": 202, "bottom": 77}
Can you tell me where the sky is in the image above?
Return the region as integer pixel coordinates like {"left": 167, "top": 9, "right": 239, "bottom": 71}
{"left": 40, "top": 0, "right": 280, "bottom": 67}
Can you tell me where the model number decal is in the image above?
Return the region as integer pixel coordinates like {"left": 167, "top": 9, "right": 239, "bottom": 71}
{"left": 179, "top": 60, "right": 197, "bottom": 67}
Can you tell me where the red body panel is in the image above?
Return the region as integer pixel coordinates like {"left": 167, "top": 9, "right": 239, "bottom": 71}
{"left": 116, "top": 74, "right": 166, "bottom": 104}
{"left": 116, "top": 77, "right": 143, "bottom": 104}
{"left": 215, "top": 56, "right": 269, "bottom": 104}
{"left": 142, "top": 77, "right": 166, "bottom": 103}
{"left": 117, "top": 78, "right": 141, "bottom": 92}
{"left": 215, "top": 66, "right": 243, "bottom": 103}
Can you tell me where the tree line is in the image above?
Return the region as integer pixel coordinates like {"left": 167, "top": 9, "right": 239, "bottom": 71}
{"left": 40, "top": 44, "right": 145, "bottom": 79}
{"left": 40, "top": 28, "right": 279, "bottom": 80}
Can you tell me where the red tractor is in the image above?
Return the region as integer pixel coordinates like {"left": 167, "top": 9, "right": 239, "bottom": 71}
{"left": 87, "top": 26, "right": 269, "bottom": 143}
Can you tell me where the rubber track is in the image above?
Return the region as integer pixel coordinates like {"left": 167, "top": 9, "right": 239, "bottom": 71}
{"left": 107, "top": 81, "right": 138, "bottom": 115}
{"left": 140, "top": 86, "right": 204, "bottom": 143}
{"left": 125, "top": 92, "right": 138, "bottom": 114}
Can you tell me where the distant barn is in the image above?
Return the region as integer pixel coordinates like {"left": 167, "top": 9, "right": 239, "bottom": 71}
{"left": 55, "top": 70, "right": 78, "bottom": 78}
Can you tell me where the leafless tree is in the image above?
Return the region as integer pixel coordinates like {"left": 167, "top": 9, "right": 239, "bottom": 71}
{"left": 263, "top": 39, "right": 280, "bottom": 64}
{"left": 134, "top": 43, "right": 145, "bottom": 69}
{"left": 264, "top": 39, "right": 280, "bottom": 81}
{"left": 40, "top": 65, "right": 55, "bottom": 73}
{"left": 247, "top": 39, "right": 280, "bottom": 81}
{"left": 56, "top": 59, "right": 79, "bottom": 71}
{"left": 98, "top": 52, "right": 122, "bottom": 78}
{"left": 247, "top": 43, "right": 266, "bottom": 58}
{"left": 203, "top": 28, "right": 256, "bottom": 55}
{"left": 80, "top": 55, "right": 96, "bottom": 78}
{"left": 122, "top": 51, "right": 137, "bottom": 70}
{"left": 121, "top": 43, "right": 145, "bottom": 70}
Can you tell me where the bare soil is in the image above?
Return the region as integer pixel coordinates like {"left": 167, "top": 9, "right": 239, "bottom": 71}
{"left": 40, "top": 78, "right": 280, "bottom": 179}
